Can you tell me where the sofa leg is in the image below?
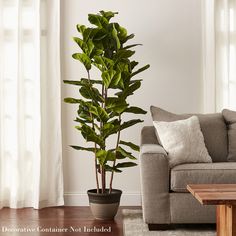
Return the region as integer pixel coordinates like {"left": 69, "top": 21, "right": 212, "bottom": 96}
{"left": 148, "top": 224, "right": 173, "bottom": 231}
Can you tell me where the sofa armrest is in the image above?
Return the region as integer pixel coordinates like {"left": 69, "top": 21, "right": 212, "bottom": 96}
{"left": 140, "top": 142, "right": 170, "bottom": 224}
{"left": 141, "top": 144, "right": 167, "bottom": 155}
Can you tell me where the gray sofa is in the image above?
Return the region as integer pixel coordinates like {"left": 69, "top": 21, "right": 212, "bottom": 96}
{"left": 140, "top": 107, "right": 236, "bottom": 229}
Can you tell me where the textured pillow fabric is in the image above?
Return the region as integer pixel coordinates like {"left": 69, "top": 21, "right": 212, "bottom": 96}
{"left": 150, "top": 106, "right": 228, "bottom": 162}
{"left": 222, "top": 109, "right": 236, "bottom": 162}
{"left": 153, "top": 116, "right": 212, "bottom": 168}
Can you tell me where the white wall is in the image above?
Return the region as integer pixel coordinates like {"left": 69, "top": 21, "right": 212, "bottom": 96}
{"left": 61, "top": 0, "right": 203, "bottom": 206}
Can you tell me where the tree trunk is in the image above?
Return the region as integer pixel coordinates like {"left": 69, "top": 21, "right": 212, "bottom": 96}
{"left": 101, "top": 166, "right": 106, "bottom": 193}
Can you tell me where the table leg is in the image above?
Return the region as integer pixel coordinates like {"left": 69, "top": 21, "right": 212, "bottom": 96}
{"left": 217, "top": 205, "right": 236, "bottom": 236}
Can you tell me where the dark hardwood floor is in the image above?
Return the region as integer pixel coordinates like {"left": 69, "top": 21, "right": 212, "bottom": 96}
{"left": 0, "top": 206, "right": 138, "bottom": 236}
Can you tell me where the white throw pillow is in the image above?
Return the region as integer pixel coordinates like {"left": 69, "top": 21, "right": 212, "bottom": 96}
{"left": 153, "top": 116, "right": 212, "bottom": 168}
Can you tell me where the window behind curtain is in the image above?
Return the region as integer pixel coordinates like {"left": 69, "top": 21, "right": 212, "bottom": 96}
{"left": 0, "top": 0, "right": 63, "bottom": 209}
{"left": 0, "top": 0, "right": 41, "bottom": 199}
{"left": 215, "top": 0, "right": 236, "bottom": 111}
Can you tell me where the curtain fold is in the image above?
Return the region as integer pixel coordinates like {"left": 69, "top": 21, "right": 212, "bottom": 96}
{"left": 215, "top": 0, "right": 236, "bottom": 111}
{"left": 0, "top": 0, "right": 64, "bottom": 209}
{"left": 203, "top": 0, "right": 236, "bottom": 112}
{"left": 202, "top": 0, "right": 216, "bottom": 113}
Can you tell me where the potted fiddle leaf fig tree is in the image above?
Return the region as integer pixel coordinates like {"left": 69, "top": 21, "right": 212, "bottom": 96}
{"left": 64, "top": 10, "right": 149, "bottom": 220}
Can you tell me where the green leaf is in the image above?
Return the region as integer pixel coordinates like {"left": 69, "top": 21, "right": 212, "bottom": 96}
{"left": 95, "top": 106, "right": 109, "bottom": 122}
{"left": 127, "top": 80, "right": 141, "bottom": 94}
{"left": 99, "top": 11, "right": 118, "bottom": 21}
{"left": 70, "top": 145, "right": 95, "bottom": 152}
{"left": 73, "top": 38, "right": 94, "bottom": 57}
{"left": 73, "top": 37, "right": 85, "bottom": 51}
{"left": 81, "top": 78, "right": 103, "bottom": 85}
{"left": 93, "top": 28, "right": 107, "bottom": 41}
{"left": 117, "top": 146, "right": 137, "bottom": 160}
{"left": 101, "top": 119, "right": 120, "bottom": 139}
{"left": 88, "top": 14, "right": 108, "bottom": 28}
{"left": 77, "top": 111, "right": 92, "bottom": 122}
{"left": 80, "top": 124, "right": 105, "bottom": 148}
{"left": 123, "top": 44, "right": 142, "bottom": 50}
{"left": 123, "top": 33, "right": 135, "bottom": 43}
{"left": 112, "top": 23, "right": 121, "bottom": 50}
{"left": 83, "top": 28, "right": 97, "bottom": 42}
{"left": 74, "top": 117, "right": 91, "bottom": 124}
{"left": 101, "top": 123, "right": 114, "bottom": 138}
{"left": 86, "top": 39, "right": 95, "bottom": 56}
{"left": 93, "top": 56, "right": 106, "bottom": 69}
{"left": 116, "top": 62, "right": 129, "bottom": 73}
{"left": 116, "top": 80, "right": 141, "bottom": 99}
{"left": 64, "top": 80, "right": 84, "bottom": 86}
{"left": 91, "top": 48, "right": 104, "bottom": 57}
{"left": 72, "top": 53, "right": 91, "bottom": 70}
{"left": 93, "top": 56, "right": 114, "bottom": 70}
{"left": 96, "top": 150, "right": 106, "bottom": 165}
{"left": 118, "top": 25, "right": 127, "bottom": 41}
{"left": 112, "top": 103, "right": 128, "bottom": 114}
{"left": 106, "top": 97, "right": 128, "bottom": 114}
{"left": 79, "top": 86, "right": 92, "bottom": 99}
{"left": 101, "top": 120, "right": 120, "bottom": 139}
{"left": 79, "top": 85, "right": 104, "bottom": 102}
{"left": 101, "top": 69, "right": 116, "bottom": 88}
{"left": 96, "top": 150, "right": 115, "bottom": 166}
{"left": 105, "top": 97, "right": 121, "bottom": 107}
{"left": 76, "top": 101, "right": 94, "bottom": 122}
{"left": 114, "top": 49, "right": 135, "bottom": 61}
{"left": 119, "top": 140, "right": 140, "bottom": 151}
{"left": 130, "top": 61, "right": 139, "bottom": 70}
{"left": 131, "top": 64, "right": 150, "bottom": 77}
{"left": 124, "top": 106, "right": 147, "bottom": 114}
{"left": 115, "top": 162, "right": 137, "bottom": 168}
{"left": 104, "top": 164, "right": 122, "bottom": 173}
{"left": 64, "top": 79, "right": 102, "bottom": 86}
{"left": 129, "top": 79, "right": 142, "bottom": 84}
{"left": 120, "top": 119, "right": 143, "bottom": 131}
{"left": 64, "top": 97, "right": 82, "bottom": 104}
{"left": 110, "top": 71, "right": 121, "bottom": 88}
{"left": 118, "top": 76, "right": 125, "bottom": 89}
{"left": 90, "top": 106, "right": 109, "bottom": 122}
{"left": 76, "top": 24, "right": 86, "bottom": 34}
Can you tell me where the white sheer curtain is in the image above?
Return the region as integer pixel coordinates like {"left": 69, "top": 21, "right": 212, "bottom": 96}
{"left": 203, "top": 0, "right": 236, "bottom": 112}
{"left": 0, "top": 0, "right": 64, "bottom": 209}
{"left": 215, "top": 0, "right": 236, "bottom": 111}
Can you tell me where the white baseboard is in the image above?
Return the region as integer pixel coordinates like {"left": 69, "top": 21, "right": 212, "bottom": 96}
{"left": 64, "top": 192, "right": 141, "bottom": 206}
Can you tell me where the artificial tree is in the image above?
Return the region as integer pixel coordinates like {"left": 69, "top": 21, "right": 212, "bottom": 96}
{"left": 64, "top": 10, "right": 149, "bottom": 194}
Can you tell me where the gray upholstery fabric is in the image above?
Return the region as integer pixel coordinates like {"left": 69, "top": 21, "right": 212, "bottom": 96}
{"left": 141, "top": 144, "right": 167, "bottom": 155}
{"left": 170, "top": 193, "right": 216, "bottom": 223}
{"left": 171, "top": 162, "right": 236, "bottom": 192}
{"left": 222, "top": 109, "right": 236, "bottom": 161}
{"left": 150, "top": 106, "right": 228, "bottom": 162}
{"left": 140, "top": 125, "right": 234, "bottom": 225}
{"left": 141, "top": 126, "right": 158, "bottom": 145}
{"left": 139, "top": 136, "right": 170, "bottom": 224}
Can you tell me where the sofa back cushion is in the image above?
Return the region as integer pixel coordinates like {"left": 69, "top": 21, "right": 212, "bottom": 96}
{"left": 222, "top": 109, "right": 236, "bottom": 161}
{"left": 150, "top": 106, "right": 228, "bottom": 162}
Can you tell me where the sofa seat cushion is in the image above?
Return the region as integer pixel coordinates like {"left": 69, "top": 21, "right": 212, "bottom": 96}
{"left": 171, "top": 163, "right": 236, "bottom": 192}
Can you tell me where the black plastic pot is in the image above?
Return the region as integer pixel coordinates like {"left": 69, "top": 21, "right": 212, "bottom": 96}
{"left": 87, "top": 189, "right": 122, "bottom": 220}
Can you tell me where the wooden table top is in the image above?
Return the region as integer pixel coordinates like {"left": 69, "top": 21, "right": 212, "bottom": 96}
{"left": 187, "top": 184, "right": 236, "bottom": 205}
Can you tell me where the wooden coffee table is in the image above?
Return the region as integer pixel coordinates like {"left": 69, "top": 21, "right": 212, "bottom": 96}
{"left": 187, "top": 184, "right": 236, "bottom": 236}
